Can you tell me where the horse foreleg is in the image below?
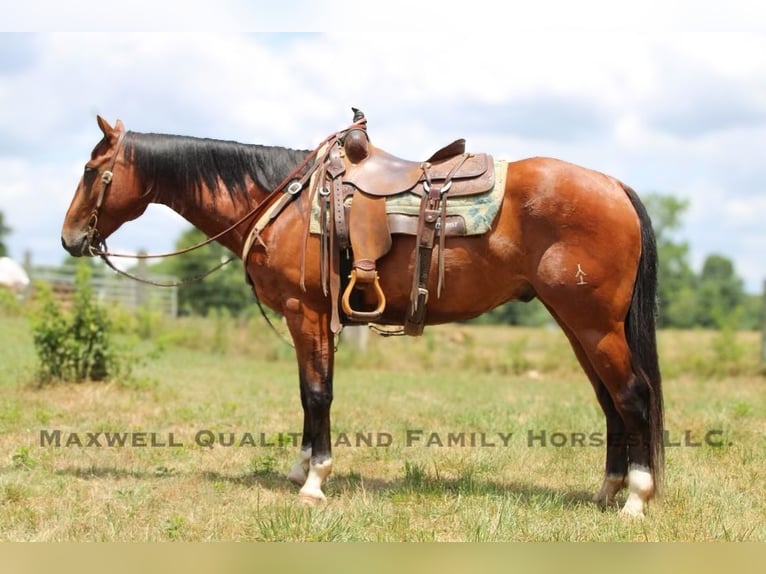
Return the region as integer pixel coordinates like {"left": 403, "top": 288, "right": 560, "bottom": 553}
{"left": 284, "top": 300, "right": 335, "bottom": 504}
{"left": 286, "top": 384, "right": 312, "bottom": 486}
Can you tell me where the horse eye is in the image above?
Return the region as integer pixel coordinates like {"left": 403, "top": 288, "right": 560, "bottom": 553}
{"left": 83, "top": 165, "right": 98, "bottom": 188}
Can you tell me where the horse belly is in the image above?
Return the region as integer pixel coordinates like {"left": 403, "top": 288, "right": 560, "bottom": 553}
{"left": 370, "top": 232, "right": 529, "bottom": 325}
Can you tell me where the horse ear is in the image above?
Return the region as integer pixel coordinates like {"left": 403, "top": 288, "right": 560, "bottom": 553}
{"left": 96, "top": 115, "right": 114, "bottom": 136}
{"left": 115, "top": 119, "right": 125, "bottom": 132}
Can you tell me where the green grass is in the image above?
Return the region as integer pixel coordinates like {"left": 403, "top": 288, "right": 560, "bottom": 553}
{"left": 0, "top": 312, "right": 764, "bottom": 541}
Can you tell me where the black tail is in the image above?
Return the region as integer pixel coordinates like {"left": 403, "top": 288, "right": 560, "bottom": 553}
{"left": 622, "top": 183, "right": 665, "bottom": 492}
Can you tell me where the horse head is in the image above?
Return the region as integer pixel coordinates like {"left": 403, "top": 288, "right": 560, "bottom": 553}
{"left": 61, "top": 116, "right": 150, "bottom": 257}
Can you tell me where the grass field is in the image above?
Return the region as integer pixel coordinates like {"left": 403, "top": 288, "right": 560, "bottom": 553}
{"left": 0, "top": 308, "right": 764, "bottom": 541}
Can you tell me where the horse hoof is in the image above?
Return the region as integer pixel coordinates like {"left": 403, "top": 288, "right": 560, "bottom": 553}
{"left": 619, "top": 503, "right": 646, "bottom": 519}
{"left": 592, "top": 495, "right": 615, "bottom": 509}
{"left": 619, "top": 509, "right": 645, "bottom": 519}
{"left": 619, "top": 466, "right": 652, "bottom": 518}
{"left": 593, "top": 491, "right": 622, "bottom": 509}
{"left": 298, "top": 491, "right": 327, "bottom": 506}
{"left": 593, "top": 475, "right": 625, "bottom": 508}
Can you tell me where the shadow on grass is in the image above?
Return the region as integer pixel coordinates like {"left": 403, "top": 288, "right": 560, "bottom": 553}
{"left": 48, "top": 464, "right": 597, "bottom": 510}
{"left": 51, "top": 465, "right": 296, "bottom": 494}
{"left": 53, "top": 465, "right": 171, "bottom": 480}
{"left": 202, "top": 467, "right": 597, "bottom": 510}
{"left": 330, "top": 471, "right": 597, "bottom": 510}
{"left": 200, "top": 469, "right": 297, "bottom": 493}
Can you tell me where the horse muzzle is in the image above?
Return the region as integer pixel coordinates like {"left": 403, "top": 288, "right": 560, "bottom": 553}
{"left": 61, "top": 230, "right": 96, "bottom": 257}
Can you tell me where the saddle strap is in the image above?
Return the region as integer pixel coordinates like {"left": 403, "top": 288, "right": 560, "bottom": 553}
{"left": 300, "top": 162, "right": 323, "bottom": 292}
{"left": 319, "top": 191, "right": 330, "bottom": 296}
{"left": 329, "top": 203, "right": 342, "bottom": 334}
{"left": 326, "top": 143, "right": 348, "bottom": 333}
{"left": 404, "top": 154, "right": 471, "bottom": 336}
{"left": 404, "top": 191, "right": 438, "bottom": 336}
{"left": 327, "top": 146, "right": 349, "bottom": 250}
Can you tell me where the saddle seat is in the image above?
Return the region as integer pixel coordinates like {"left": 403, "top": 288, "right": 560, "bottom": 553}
{"left": 341, "top": 140, "right": 494, "bottom": 198}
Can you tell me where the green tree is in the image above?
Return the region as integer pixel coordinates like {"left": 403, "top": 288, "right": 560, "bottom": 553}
{"left": 0, "top": 211, "right": 11, "bottom": 257}
{"left": 644, "top": 194, "right": 753, "bottom": 330}
{"left": 157, "top": 228, "right": 252, "bottom": 317}
{"left": 695, "top": 254, "right": 746, "bottom": 328}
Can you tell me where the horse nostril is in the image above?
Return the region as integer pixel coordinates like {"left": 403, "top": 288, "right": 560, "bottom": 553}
{"left": 61, "top": 233, "right": 86, "bottom": 257}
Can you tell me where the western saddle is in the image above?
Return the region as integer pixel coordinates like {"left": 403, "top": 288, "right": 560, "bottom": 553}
{"left": 319, "top": 109, "right": 495, "bottom": 336}
{"left": 242, "top": 109, "right": 497, "bottom": 336}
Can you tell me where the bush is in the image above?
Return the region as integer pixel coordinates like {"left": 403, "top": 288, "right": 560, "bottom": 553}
{"left": 30, "top": 264, "right": 122, "bottom": 383}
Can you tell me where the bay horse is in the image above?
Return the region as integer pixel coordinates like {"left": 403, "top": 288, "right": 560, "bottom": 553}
{"left": 61, "top": 115, "right": 664, "bottom": 517}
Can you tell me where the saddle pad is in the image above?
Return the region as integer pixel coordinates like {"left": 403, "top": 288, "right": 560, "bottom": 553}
{"left": 310, "top": 160, "right": 507, "bottom": 236}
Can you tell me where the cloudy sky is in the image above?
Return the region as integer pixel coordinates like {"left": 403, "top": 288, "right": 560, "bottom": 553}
{"left": 2, "top": 2, "right": 765, "bottom": 292}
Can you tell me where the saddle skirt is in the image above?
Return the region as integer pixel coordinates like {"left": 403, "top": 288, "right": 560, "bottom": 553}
{"left": 309, "top": 159, "right": 507, "bottom": 237}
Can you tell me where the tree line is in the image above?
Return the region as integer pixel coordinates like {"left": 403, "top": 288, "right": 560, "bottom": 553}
{"left": 1, "top": 193, "right": 761, "bottom": 330}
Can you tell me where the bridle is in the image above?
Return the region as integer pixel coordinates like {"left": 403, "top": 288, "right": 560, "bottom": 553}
{"left": 85, "top": 131, "right": 125, "bottom": 257}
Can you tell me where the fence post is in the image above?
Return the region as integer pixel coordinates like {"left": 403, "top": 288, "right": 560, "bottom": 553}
{"left": 341, "top": 324, "right": 369, "bottom": 353}
{"left": 136, "top": 251, "right": 147, "bottom": 309}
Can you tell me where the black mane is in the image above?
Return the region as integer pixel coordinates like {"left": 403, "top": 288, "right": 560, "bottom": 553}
{"left": 124, "top": 132, "right": 311, "bottom": 204}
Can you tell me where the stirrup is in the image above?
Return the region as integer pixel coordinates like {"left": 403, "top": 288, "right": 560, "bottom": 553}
{"left": 341, "top": 269, "right": 386, "bottom": 321}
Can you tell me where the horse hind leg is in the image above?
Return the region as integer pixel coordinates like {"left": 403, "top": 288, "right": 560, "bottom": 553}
{"left": 286, "top": 448, "right": 311, "bottom": 485}
{"left": 566, "top": 325, "right": 656, "bottom": 516}
{"left": 539, "top": 283, "right": 660, "bottom": 516}
{"left": 581, "top": 329, "right": 658, "bottom": 517}
{"left": 574, "top": 353, "right": 632, "bottom": 508}
{"left": 534, "top": 231, "right": 662, "bottom": 516}
{"left": 545, "top": 307, "right": 629, "bottom": 507}
{"left": 591, "top": 382, "right": 629, "bottom": 507}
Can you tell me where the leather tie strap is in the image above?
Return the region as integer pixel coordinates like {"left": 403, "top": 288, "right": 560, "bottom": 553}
{"left": 326, "top": 145, "right": 348, "bottom": 251}
{"left": 403, "top": 154, "right": 471, "bottom": 335}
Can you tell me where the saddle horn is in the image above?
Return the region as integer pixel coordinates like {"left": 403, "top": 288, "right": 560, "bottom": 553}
{"left": 344, "top": 107, "right": 369, "bottom": 164}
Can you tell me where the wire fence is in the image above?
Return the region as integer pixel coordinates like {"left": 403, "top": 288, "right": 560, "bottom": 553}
{"left": 30, "top": 265, "right": 178, "bottom": 317}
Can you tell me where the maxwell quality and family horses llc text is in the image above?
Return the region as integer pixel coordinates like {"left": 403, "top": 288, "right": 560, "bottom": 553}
{"left": 37, "top": 429, "right": 728, "bottom": 449}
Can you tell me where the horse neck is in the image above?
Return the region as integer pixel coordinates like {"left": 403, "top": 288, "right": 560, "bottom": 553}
{"left": 125, "top": 131, "right": 305, "bottom": 256}
{"left": 154, "top": 179, "right": 266, "bottom": 256}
